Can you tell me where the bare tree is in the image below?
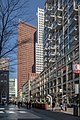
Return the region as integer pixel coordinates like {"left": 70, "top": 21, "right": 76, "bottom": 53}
{"left": 0, "top": 0, "right": 33, "bottom": 58}
{"left": 0, "top": 0, "right": 36, "bottom": 74}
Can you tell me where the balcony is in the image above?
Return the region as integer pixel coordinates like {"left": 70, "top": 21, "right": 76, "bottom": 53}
{"left": 47, "top": 5, "right": 53, "bottom": 12}
{"left": 57, "top": 7, "right": 63, "bottom": 13}
{"left": 49, "top": 58, "right": 55, "bottom": 63}
{"left": 70, "top": 16, "right": 78, "bottom": 26}
{"left": 51, "top": 27, "right": 55, "bottom": 32}
{"left": 72, "top": 36, "right": 79, "bottom": 45}
{"left": 52, "top": 35, "right": 55, "bottom": 40}
{"left": 57, "top": 15, "right": 62, "bottom": 20}
{"left": 47, "top": 37, "right": 51, "bottom": 41}
{"left": 69, "top": 8, "right": 78, "bottom": 18}
{"left": 50, "top": 46, "right": 56, "bottom": 50}
{"left": 51, "top": 39, "right": 55, "bottom": 44}
{"left": 49, "top": 52, "right": 55, "bottom": 57}
{"left": 50, "top": 13, "right": 55, "bottom": 20}
{"left": 50, "top": 39, "right": 55, "bottom": 46}
{"left": 55, "top": 22, "right": 62, "bottom": 30}
{"left": 45, "top": 19, "right": 49, "bottom": 22}
{"left": 70, "top": 26, "right": 79, "bottom": 35}
{"left": 48, "top": 8, "right": 52, "bottom": 11}
{"left": 48, "top": 26, "right": 52, "bottom": 29}
{"left": 48, "top": 25, "right": 55, "bottom": 32}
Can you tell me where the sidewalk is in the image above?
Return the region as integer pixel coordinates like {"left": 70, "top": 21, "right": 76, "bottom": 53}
{"left": 48, "top": 107, "right": 73, "bottom": 115}
{"left": 31, "top": 108, "right": 80, "bottom": 120}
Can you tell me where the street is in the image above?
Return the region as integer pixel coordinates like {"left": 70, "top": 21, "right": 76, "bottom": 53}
{"left": 0, "top": 105, "right": 42, "bottom": 120}
{"left": 0, "top": 105, "right": 80, "bottom": 120}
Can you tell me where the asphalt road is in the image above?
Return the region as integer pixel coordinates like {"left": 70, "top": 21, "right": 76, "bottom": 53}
{"left": 0, "top": 105, "right": 80, "bottom": 120}
{"left": 0, "top": 105, "right": 42, "bottom": 120}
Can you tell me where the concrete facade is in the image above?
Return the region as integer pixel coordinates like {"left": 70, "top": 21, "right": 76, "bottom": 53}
{"left": 35, "top": 8, "right": 44, "bottom": 73}
{"left": 22, "top": 73, "right": 39, "bottom": 102}
{"left": 9, "top": 78, "right": 17, "bottom": 101}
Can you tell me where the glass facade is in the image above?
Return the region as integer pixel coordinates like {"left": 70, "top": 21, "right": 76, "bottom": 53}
{"left": 31, "top": 0, "right": 80, "bottom": 108}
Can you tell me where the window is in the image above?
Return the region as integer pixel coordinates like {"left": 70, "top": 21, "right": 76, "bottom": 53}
{"left": 68, "top": 63, "right": 72, "bottom": 71}
{"left": 64, "top": 37, "right": 68, "bottom": 45}
{"left": 74, "top": 73, "right": 79, "bottom": 79}
{"left": 63, "top": 75, "right": 66, "bottom": 82}
{"left": 64, "top": 45, "right": 68, "bottom": 53}
{"left": 68, "top": 72, "right": 73, "bottom": 80}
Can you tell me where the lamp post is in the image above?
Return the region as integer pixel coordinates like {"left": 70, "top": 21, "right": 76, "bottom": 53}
{"left": 78, "top": 4, "right": 80, "bottom": 116}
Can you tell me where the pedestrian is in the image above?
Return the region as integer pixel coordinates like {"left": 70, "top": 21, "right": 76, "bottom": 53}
{"left": 29, "top": 101, "right": 31, "bottom": 109}
{"left": 20, "top": 101, "right": 22, "bottom": 107}
{"left": 64, "top": 101, "right": 67, "bottom": 111}
{"left": 14, "top": 101, "right": 16, "bottom": 106}
{"left": 26, "top": 101, "right": 29, "bottom": 109}
{"left": 60, "top": 102, "right": 63, "bottom": 111}
{"left": 52, "top": 101, "right": 55, "bottom": 111}
{"left": 18, "top": 101, "right": 20, "bottom": 108}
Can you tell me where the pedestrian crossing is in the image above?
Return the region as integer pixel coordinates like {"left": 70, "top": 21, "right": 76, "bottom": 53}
{"left": 0, "top": 107, "right": 28, "bottom": 114}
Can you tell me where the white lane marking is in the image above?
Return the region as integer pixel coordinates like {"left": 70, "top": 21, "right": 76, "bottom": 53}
{"left": 0, "top": 108, "right": 5, "bottom": 110}
{"left": 0, "top": 111, "right": 4, "bottom": 113}
{"left": 6, "top": 110, "right": 15, "bottom": 113}
{"left": 9, "top": 108, "right": 15, "bottom": 110}
{"left": 19, "top": 111, "right": 28, "bottom": 113}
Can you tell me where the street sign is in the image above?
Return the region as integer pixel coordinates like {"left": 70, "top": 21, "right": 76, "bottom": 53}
{"left": 73, "top": 64, "right": 80, "bottom": 73}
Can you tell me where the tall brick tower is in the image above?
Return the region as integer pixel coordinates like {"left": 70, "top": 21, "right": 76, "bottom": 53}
{"left": 18, "top": 22, "right": 36, "bottom": 91}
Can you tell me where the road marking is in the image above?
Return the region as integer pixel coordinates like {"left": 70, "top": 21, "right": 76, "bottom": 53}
{"left": 6, "top": 110, "right": 15, "bottom": 113}
{"left": 0, "top": 108, "right": 5, "bottom": 110}
{"left": 0, "top": 109, "right": 28, "bottom": 114}
{"left": 0, "top": 111, "right": 4, "bottom": 113}
{"left": 9, "top": 108, "right": 15, "bottom": 110}
{"left": 18, "top": 111, "right": 28, "bottom": 113}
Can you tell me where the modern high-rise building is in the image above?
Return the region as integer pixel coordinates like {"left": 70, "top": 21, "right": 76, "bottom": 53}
{"left": 44, "top": 0, "right": 79, "bottom": 103}
{"left": 44, "top": 0, "right": 56, "bottom": 69}
{"left": 35, "top": 8, "right": 44, "bottom": 73}
{"left": 18, "top": 22, "right": 36, "bottom": 91}
{"left": 31, "top": 0, "right": 80, "bottom": 114}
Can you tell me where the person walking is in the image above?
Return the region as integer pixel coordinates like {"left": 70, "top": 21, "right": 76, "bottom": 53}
{"left": 26, "top": 101, "right": 29, "bottom": 109}
{"left": 64, "top": 101, "right": 67, "bottom": 111}
{"left": 52, "top": 101, "right": 55, "bottom": 111}
{"left": 20, "top": 101, "right": 22, "bottom": 107}
{"left": 18, "top": 101, "right": 20, "bottom": 108}
{"left": 29, "top": 101, "right": 31, "bottom": 109}
{"left": 60, "top": 102, "right": 64, "bottom": 111}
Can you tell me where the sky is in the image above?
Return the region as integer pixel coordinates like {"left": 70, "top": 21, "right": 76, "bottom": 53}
{"left": 27, "top": 0, "right": 46, "bottom": 26}
{"left": 10, "top": 0, "right": 46, "bottom": 79}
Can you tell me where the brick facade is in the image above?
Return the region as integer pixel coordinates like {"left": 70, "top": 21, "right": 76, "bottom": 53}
{"left": 18, "top": 22, "right": 36, "bottom": 91}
